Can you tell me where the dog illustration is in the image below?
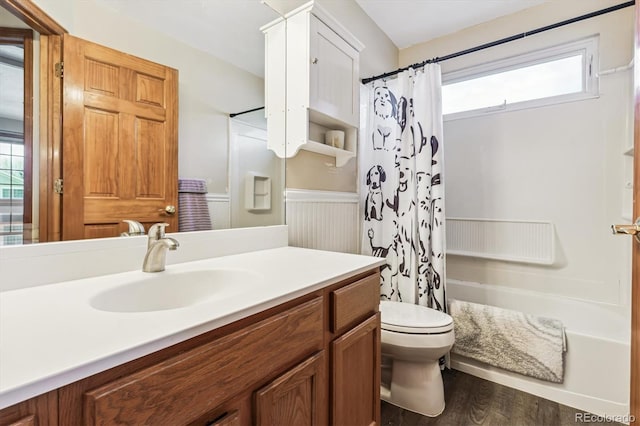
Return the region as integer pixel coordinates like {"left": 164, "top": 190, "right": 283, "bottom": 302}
{"left": 372, "top": 86, "right": 398, "bottom": 151}
{"left": 386, "top": 163, "right": 413, "bottom": 214}
{"left": 368, "top": 228, "right": 396, "bottom": 298}
{"left": 365, "top": 165, "right": 386, "bottom": 221}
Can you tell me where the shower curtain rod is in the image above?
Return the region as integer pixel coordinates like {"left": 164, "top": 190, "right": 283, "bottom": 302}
{"left": 361, "top": 0, "right": 635, "bottom": 85}
{"left": 229, "top": 106, "right": 265, "bottom": 118}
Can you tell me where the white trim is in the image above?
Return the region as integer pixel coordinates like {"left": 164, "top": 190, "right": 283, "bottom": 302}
{"left": 442, "top": 36, "right": 599, "bottom": 120}
{"left": 285, "top": 189, "right": 359, "bottom": 203}
{"left": 205, "top": 193, "right": 230, "bottom": 202}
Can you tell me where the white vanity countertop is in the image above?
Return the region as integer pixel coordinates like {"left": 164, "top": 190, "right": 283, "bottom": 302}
{"left": 0, "top": 246, "right": 385, "bottom": 409}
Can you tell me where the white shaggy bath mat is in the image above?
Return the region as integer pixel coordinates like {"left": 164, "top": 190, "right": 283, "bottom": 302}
{"left": 448, "top": 299, "right": 566, "bottom": 383}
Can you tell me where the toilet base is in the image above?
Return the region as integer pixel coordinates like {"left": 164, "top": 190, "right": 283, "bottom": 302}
{"left": 382, "top": 359, "right": 445, "bottom": 417}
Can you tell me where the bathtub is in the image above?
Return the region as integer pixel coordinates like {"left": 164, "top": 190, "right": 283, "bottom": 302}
{"left": 447, "top": 279, "right": 631, "bottom": 418}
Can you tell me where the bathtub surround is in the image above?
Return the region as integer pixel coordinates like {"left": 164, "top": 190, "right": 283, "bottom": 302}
{"left": 397, "top": 0, "right": 633, "bottom": 416}
{"left": 360, "top": 65, "right": 446, "bottom": 309}
{"left": 448, "top": 299, "right": 566, "bottom": 383}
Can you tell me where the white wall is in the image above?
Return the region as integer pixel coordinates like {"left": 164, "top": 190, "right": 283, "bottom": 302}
{"left": 401, "top": 0, "right": 633, "bottom": 310}
{"left": 31, "top": 0, "right": 264, "bottom": 195}
{"left": 229, "top": 119, "right": 285, "bottom": 228}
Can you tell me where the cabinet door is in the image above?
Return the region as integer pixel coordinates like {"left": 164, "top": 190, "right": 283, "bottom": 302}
{"left": 332, "top": 313, "right": 380, "bottom": 426}
{"left": 309, "top": 15, "right": 359, "bottom": 127}
{"left": 80, "top": 298, "right": 323, "bottom": 425}
{"left": 0, "top": 391, "right": 57, "bottom": 426}
{"left": 204, "top": 410, "right": 240, "bottom": 426}
{"left": 255, "top": 352, "right": 326, "bottom": 426}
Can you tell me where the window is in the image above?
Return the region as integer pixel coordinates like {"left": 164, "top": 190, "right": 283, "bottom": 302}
{"left": 0, "top": 30, "right": 32, "bottom": 246}
{"left": 442, "top": 36, "right": 598, "bottom": 119}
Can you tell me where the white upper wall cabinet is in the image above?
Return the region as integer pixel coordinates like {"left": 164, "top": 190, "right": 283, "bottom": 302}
{"left": 262, "top": 1, "right": 364, "bottom": 165}
{"left": 308, "top": 16, "right": 360, "bottom": 126}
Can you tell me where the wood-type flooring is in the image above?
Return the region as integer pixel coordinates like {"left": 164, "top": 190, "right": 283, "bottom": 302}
{"left": 381, "top": 370, "right": 623, "bottom": 426}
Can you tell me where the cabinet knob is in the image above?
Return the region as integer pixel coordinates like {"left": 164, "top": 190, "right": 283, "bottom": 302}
{"left": 312, "top": 57, "right": 318, "bottom": 64}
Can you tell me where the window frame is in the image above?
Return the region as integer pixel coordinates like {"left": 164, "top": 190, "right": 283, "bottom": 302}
{"left": 442, "top": 36, "right": 599, "bottom": 121}
{"left": 0, "top": 28, "right": 32, "bottom": 245}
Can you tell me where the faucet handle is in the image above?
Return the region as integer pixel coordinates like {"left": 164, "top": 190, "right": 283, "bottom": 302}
{"left": 121, "top": 220, "right": 145, "bottom": 236}
{"left": 148, "top": 222, "right": 170, "bottom": 245}
{"left": 148, "top": 222, "right": 170, "bottom": 238}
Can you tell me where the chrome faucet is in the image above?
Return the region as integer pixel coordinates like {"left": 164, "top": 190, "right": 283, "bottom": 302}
{"left": 121, "top": 220, "right": 145, "bottom": 237}
{"left": 142, "top": 223, "right": 179, "bottom": 272}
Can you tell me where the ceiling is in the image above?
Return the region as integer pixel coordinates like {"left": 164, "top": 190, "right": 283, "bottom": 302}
{"left": 93, "top": 0, "right": 548, "bottom": 78}
{"left": 355, "top": 0, "right": 547, "bottom": 49}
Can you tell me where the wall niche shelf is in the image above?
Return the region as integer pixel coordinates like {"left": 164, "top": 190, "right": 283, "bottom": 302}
{"left": 298, "top": 140, "right": 356, "bottom": 167}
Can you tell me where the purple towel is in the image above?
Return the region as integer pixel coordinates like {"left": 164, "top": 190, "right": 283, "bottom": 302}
{"left": 178, "top": 179, "right": 207, "bottom": 194}
{"left": 178, "top": 178, "right": 212, "bottom": 232}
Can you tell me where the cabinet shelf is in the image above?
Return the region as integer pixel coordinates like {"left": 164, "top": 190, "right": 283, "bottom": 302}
{"left": 300, "top": 140, "right": 356, "bottom": 167}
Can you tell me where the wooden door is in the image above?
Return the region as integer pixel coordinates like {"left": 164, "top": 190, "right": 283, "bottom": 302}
{"left": 61, "top": 34, "right": 178, "bottom": 240}
{"left": 332, "top": 313, "right": 380, "bottom": 426}
{"left": 254, "top": 352, "right": 326, "bottom": 426}
{"left": 631, "top": 5, "right": 640, "bottom": 421}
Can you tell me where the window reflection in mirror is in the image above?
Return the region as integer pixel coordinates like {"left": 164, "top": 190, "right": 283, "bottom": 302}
{"left": 0, "top": 29, "right": 33, "bottom": 246}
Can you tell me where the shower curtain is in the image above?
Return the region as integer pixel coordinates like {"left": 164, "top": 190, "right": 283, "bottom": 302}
{"left": 360, "top": 65, "right": 446, "bottom": 311}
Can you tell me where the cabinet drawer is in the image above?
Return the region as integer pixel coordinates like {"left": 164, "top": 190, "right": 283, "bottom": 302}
{"left": 331, "top": 273, "right": 380, "bottom": 335}
{"left": 83, "top": 297, "right": 323, "bottom": 425}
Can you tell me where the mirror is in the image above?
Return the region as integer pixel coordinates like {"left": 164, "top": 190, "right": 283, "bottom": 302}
{"left": 0, "top": 1, "right": 287, "bottom": 245}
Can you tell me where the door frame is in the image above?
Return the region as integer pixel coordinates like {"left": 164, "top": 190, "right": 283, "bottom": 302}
{"left": 631, "top": 4, "right": 639, "bottom": 421}
{"left": 0, "top": 0, "right": 65, "bottom": 242}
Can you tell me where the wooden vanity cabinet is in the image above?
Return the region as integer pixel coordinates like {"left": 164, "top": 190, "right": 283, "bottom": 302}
{"left": 0, "top": 269, "right": 380, "bottom": 426}
{"left": 327, "top": 272, "right": 381, "bottom": 426}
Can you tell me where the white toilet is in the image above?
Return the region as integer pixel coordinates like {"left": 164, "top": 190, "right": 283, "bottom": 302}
{"left": 379, "top": 300, "right": 455, "bottom": 417}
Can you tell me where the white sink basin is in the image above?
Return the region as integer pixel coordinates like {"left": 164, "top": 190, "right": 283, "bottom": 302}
{"left": 90, "top": 269, "right": 260, "bottom": 313}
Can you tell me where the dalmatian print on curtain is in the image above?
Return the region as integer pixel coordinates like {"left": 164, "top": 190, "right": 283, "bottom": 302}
{"left": 360, "top": 65, "right": 446, "bottom": 311}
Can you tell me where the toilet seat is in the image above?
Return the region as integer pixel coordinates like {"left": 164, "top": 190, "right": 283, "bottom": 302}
{"left": 380, "top": 301, "right": 453, "bottom": 334}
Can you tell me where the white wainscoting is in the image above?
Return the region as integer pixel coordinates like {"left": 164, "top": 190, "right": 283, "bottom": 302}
{"left": 206, "top": 193, "right": 231, "bottom": 230}
{"left": 447, "top": 218, "right": 555, "bottom": 265}
{"left": 286, "top": 189, "right": 360, "bottom": 254}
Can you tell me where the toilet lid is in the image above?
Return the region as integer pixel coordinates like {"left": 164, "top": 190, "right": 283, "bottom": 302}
{"left": 380, "top": 301, "right": 453, "bottom": 334}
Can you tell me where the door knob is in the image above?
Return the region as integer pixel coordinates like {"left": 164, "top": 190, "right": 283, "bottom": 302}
{"left": 160, "top": 205, "right": 176, "bottom": 216}
{"left": 612, "top": 218, "right": 640, "bottom": 242}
